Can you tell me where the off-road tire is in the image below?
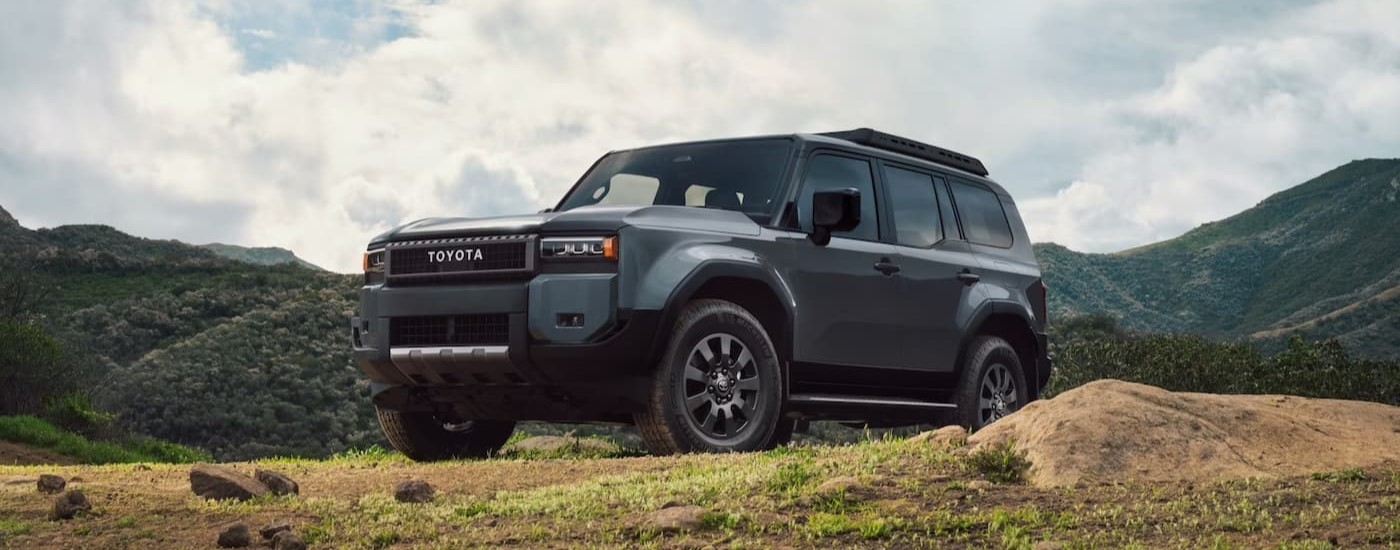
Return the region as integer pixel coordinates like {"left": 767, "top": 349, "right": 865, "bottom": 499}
{"left": 375, "top": 407, "right": 516, "bottom": 461}
{"left": 952, "top": 336, "right": 1029, "bottom": 431}
{"left": 635, "top": 299, "right": 784, "bottom": 455}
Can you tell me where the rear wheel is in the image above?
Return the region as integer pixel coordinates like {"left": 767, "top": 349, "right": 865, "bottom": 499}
{"left": 952, "top": 336, "right": 1029, "bottom": 431}
{"left": 635, "top": 299, "right": 784, "bottom": 454}
{"left": 375, "top": 407, "right": 516, "bottom": 461}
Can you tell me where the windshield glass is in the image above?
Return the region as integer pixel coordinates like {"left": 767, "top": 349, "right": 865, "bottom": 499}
{"left": 556, "top": 138, "right": 794, "bottom": 223}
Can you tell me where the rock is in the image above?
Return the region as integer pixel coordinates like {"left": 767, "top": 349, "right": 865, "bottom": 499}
{"left": 217, "top": 522, "right": 251, "bottom": 548}
{"left": 909, "top": 425, "right": 968, "bottom": 448}
{"left": 499, "top": 435, "right": 619, "bottom": 456}
{"left": 50, "top": 490, "right": 91, "bottom": 520}
{"left": 272, "top": 531, "right": 308, "bottom": 550}
{"left": 259, "top": 522, "right": 292, "bottom": 541}
{"left": 643, "top": 505, "right": 705, "bottom": 532}
{"left": 37, "top": 474, "right": 66, "bottom": 494}
{"left": 190, "top": 464, "right": 268, "bottom": 501}
{"left": 394, "top": 479, "right": 434, "bottom": 503}
{"left": 967, "top": 380, "right": 1400, "bottom": 487}
{"left": 255, "top": 469, "right": 299, "bottom": 496}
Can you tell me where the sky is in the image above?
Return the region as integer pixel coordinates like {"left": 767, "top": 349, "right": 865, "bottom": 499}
{"left": 1, "top": 0, "right": 1397, "bottom": 272}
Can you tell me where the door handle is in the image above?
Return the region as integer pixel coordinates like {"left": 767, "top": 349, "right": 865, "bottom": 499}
{"left": 874, "top": 258, "right": 901, "bottom": 276}
{"left": 956, "top": 269, "right": 980, "bottom": 285}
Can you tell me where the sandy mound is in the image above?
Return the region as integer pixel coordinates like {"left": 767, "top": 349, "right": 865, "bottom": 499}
{"left": 966, "top": 380, "right": 1400, "bottom": 487}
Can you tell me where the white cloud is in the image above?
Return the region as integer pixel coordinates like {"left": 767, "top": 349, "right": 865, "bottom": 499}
{"left": 1, "top": 0, "right": 1397, "bottom": 270}
{"left": 1021, "top": 0, "right": 1400, "bottom": 249}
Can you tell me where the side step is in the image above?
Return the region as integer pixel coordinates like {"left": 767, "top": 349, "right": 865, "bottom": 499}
{"left": 786, "top": 393, "right": 956, "bottom": 421}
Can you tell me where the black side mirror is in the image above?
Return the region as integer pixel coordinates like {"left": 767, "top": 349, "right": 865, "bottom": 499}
{"left": 810, "top": 188, "right": 861, "bottom": 246}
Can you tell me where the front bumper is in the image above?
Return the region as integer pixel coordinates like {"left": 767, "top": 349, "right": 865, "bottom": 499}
{"left": 351, "top": 274, "right": 661, "bottom": 399}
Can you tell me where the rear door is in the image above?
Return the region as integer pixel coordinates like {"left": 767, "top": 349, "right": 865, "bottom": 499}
{"left": 786, "top": 152, "right": 906, "bottom": 371}
{"left": 880, "top": 163, "right": 982, "bottom": 374}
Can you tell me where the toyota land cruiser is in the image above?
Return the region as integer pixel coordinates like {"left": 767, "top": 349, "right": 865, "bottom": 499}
{"left": 352, "top": 128, "right": 1050, "bottom": 459}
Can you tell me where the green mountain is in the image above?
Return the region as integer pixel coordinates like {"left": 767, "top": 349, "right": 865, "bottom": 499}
{"left": 1037, "top": 158, "right": 1400, "bottom": 358}
{"left": 200, "top": 242, "right": 324, "bottom": 271}
{"left": 0, "top": 214, "right": 377, "bottom": 460}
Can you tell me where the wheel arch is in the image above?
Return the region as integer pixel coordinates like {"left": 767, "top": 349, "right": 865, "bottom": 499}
{"left": 959, "top": 301, "right": 1044, "bottom": 398}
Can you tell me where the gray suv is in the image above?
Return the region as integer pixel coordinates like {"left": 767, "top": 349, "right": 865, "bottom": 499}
{"left": 352, "top": 129, "right": 1050, "bottom": 459}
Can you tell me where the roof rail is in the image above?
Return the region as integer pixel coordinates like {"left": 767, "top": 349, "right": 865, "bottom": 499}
{"left": 820, "top": 128, "right": 989, "bottom": 176}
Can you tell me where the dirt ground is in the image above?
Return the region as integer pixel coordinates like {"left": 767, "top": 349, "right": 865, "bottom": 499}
{"left": 970, "top": 379, "right": 1400, "bottom": 487}
{"left": 1, "top": 382, "right": 1398, "bottom": 548}
{"left": 0, "top": 442, "right": 76, "bottom": 467}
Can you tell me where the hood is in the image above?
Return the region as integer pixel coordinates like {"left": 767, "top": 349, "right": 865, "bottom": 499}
{"left": 368, "top": 205, "right": 761, "bottom": 246}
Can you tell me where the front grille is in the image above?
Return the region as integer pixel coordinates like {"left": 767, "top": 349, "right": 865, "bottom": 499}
{"left": 386, "top": 236, "right": 533, "bottom": 278}
{"left": 390, "top": 314, "right": 510, "bottom": 347}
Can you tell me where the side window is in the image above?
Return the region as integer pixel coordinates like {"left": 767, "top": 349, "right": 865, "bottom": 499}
{"left": 884, "top": 166, "right": 943, "bottom": 247}
{"left": 950, "top": 180, "right": 1013, "bottom": 248}
{"left": 797, "top": 154, "right": 879, "bottom": 241}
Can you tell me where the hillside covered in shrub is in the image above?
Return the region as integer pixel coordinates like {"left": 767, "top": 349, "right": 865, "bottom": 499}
{"left": 1038, "top": 158, "right": 1400, "bottom": 358}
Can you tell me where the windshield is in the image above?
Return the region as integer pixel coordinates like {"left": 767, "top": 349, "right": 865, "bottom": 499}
{"left": 556, "top": 138, "right": 794, "bottom": 223}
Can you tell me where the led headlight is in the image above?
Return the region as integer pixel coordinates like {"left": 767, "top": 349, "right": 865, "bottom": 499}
{"left": 362, "top": 249, "right": 386, "bottom": 284}
{"left": 540, "top": 236, "right": 617, "bottom": 261}
{"left": 363, "top": 249, "right": 386, "bottom": 272}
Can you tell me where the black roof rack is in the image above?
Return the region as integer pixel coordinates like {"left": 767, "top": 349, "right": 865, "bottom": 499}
{"left": 820, "top": 128, "right": 989, "bottom": 176}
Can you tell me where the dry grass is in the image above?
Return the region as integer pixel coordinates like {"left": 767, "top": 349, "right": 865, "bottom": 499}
{"left": 1, "top": 438, "right": 1397, "bottom": 549}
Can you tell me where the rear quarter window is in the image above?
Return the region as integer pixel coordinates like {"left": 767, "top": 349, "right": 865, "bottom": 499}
{"left": 950, "top": 180, "right": 1014, "bottom": 248}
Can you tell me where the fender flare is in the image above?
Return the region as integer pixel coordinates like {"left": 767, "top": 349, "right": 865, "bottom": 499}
{"left": 646, "top": 260, "right": 797, "bottom": 377}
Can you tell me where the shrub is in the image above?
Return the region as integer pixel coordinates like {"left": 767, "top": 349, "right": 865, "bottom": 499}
{"left": 43, "top": 392, "right": 116, "bottom": 438}
{"left": 966, "top": 439, "right": 1032, "bottom": 484}
{"left": 1047, "top": 315, "right": 1400, "bottom": 405}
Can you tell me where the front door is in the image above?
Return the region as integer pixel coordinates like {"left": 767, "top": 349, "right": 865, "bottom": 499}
{"left": 786, "top": 152, "right": 906, "bottom": 376}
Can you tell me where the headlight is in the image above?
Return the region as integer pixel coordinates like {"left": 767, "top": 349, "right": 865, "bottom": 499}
{"left": 540, "top": 236, "right": 618, "bottom": 261}
{"left": 363, "top": 249, "right": 386, "bottom": 285}
{"left": 363, "top": 249, "right": 385, "bottom": 272}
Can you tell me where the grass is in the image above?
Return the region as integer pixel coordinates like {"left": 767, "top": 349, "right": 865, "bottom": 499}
{"left": 0, "top": 415, "right": 210, "bottom": 464}
{"left": 1311, "top": 467, "right": 1368, "bottom": 483}
{"left": 0, "top": 436, "right": 1396, "bottom": 548}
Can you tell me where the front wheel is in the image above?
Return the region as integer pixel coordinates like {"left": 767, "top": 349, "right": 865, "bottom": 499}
{"left": 952, "top": 336, "right": 1029, "bottom": 431}
{"left": 375, "top": 407, "right": 516, "bottom": 461}
{"left": 635, "top": 299, "right": 784, "bottom": 455}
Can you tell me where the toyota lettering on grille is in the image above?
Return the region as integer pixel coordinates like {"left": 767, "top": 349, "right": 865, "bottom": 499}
{"left": 427, "top": 248, "right": 484, "bottom": 263}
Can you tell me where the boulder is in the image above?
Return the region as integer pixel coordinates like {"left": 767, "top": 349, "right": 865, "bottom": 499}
{"left": 394, "top": 479, "right": 434, "bottom": 503}
{"left": 255, "top": 469, "right": 299, "bottom": 496}
{"left": 50, "top": 490, "right": 91, "bottom": 520}
{"left": 217, "top": 522, "right": 251, "bottom": 548}
{"left": 190, "top": 464, "right": 268, "bottom": 501}
{"left": 37, "top": 474, "right": 66, "bottom": 494}
{"left": 272, "top": 531, "right": 308, "bottom": 550}
{"left": 642, "top": 504, "right": 705, "bottom": 532}
{"left": 259, "top": 522, "right": 292, "bottom": 541}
